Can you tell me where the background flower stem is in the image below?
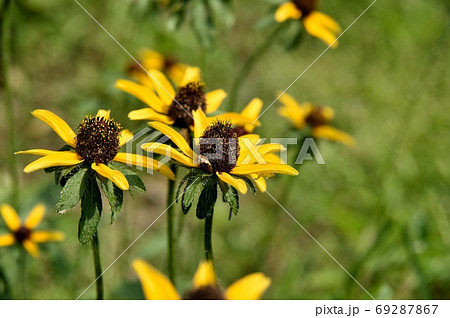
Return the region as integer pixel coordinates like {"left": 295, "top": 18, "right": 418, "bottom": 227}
{"left": 227, "top": 23, "right": 286, "bottom": 111}
{"left": 204, "top": 210, "right": 214, "bottom": 262}
{"left": 167, "top": 164, "right": 177, "bottom": 285}
{"left": 91, "top": 232, "right": 104, "bottom": 300}
{"left": 0, "top": 0, "right": 18, "bottom": 208}
{"left": 19, "top": 247, "right": 27, "bottom": 299}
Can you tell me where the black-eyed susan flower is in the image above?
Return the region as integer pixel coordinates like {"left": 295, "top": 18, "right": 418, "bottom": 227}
{"left": 275, "top": 0, "right": 341, "bottom": 48}
{"left": 116, "top": 66, "right": 228, "bottom": 128}
{"left": 133, "top": 259, "right": 271, "bottom": 300}
{"left": 277, "top": 92, "right": 356, "bottom": 147}
{"left": 0, "top": 204, "right": 64, "bottom": 258}
{"left": 126, "top": 48, "right": 188, "bottom": 88}
{"left": 17, "top": 109, "right": 175, "bottom": 243}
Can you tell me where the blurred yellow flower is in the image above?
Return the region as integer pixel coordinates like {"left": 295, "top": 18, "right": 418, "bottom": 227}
{"left": 16, "top": 109, "right": 175, "bottom": 190}
{"left": 275, "top": 0, "right": 341, "bottom": 48}
{"left": 0, "top": 204, "right": 64, "bottom": 258}
{"left": 278, "top": 92, "right": 356, "bottom": 147}
{"left": 133, "top": 259, "right": 271, "bottom": 300}
{"left": 142, "top": 109, "right": 298, "bottom": 194}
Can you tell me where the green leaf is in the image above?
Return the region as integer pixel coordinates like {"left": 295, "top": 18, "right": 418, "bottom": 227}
{"left": 176, "top": 170, "right": 195, "bottom": 202}
{"left": 78, "top": 176, "right": 102, "bottom": 244}
{"left": 100, "top": 178, "right": 124, "bottom": 224}
{"left": 56, "top": 167, "right": 88, "bottom": 213}
{"left": 110, "top": 163, "right": 146, "bottom": 195}
{"left": 219, "top": 181, "right": 239, "bottom": 219}
{"left": 182, "top": 174, "right": 208, "bottom": 214}
{"left": 196, "top": 177, "right": 218, "bottom": 219}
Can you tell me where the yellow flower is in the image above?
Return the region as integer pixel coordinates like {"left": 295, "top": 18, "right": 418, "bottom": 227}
{"left": 275, "top": 0, "right": 341, "bottom": 48}
{"left": 142, "top": 109, "right": 298, "bottom": 194}
{"left": 16, "top": 109, "right": 175, "bottom": 190}
{"left": 133, "top": 259, "right": 271, "bottom": 300}
{"left": 126, "top": 48, "right": 188, "bottom": 88}
{"left": 116, "top": 66, "right": 228, "bottom": 128}
{"left": 277, "top": 92, "right": 356, "bottom": 147}
{"left": 0, "top": 204, "right": 64, "bottom": 258}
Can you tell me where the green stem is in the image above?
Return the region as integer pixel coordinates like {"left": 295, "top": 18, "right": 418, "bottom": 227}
{"left": 1, "top": 0, "right": 18, "bottom": 207}
{"left": 228, "top": 23, "right": 287, "bottom": 110}
{"left": 19, "top": 246, "right": 27, "bottom": 299}
{"left": 91, "top": 232, "right": 103, "bottom": 300}
{"left": 167, "top": 165, "right": 177, "bottom": 284}
{"left": 204, "top": 210, "right": 214, "bottom": 262}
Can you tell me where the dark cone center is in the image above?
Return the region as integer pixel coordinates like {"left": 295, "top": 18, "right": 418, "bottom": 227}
{"left": 305, "top": 106, "right": 330, "bottom": 127}
{"left": 168, "top": 82, "right": 207, "bottom": 128}
{"left": 183, "top": 285, "right": 225, "bottom": 300}
{"left": 14, "top": 226, "right": 31, "bottom": 244}
{"left": 293, "top": 0, "right": 318, "bottom": 17}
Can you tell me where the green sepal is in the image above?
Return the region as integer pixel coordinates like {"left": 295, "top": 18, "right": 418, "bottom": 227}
{"left": 196, "top": 177, "right": 218, "bottom": 220}
{"left": 182, "top": 174, "right": 208, "bottom": 214}
{"left": 78, "top": 175, "right": 102, "bottom": 244}
{"left": 56, "top": 167, "right": 88, "bottom": 213}
{"left": 99, "top": 177, "right": 124, "bottom": 224}
{"left": 218, "top": 180, "right": 239, "bottom": 220}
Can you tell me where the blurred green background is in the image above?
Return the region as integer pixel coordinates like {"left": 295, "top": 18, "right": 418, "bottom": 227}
{"left": 0, "top": 0, "right": 449, "bottom": 299}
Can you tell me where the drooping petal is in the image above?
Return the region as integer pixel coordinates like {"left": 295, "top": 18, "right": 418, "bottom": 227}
{"left": 274, "top": 2, "right": 302, "bottom": 23}
{"left": 113, "top": 153, "right": 176, "bottom": 180}
{"left": 0, "top": 204, "right": 22, "bottom": 231}
{"left": 205, "top": 89, "right": 227, "bottom": 114}
{"left": 119, "top": 129, "right": 134, "bottom": 147}
{"left": 115, "top": 79, "right": 168, "bottom": 113}
{"left": 217, "top": 172, "right": 247, "bottom": 194}
{"left": 179, "top": 66, "right": 201, "bottom": 87}
{"left": 192, "top": 261, "right": 217, "bottom": 288}
{"left": 132, "top": 259, "right": 181, "bottom": 300}
{"left": 23, "top": 152, "right": 84, "bottom": 173}
{"left": 22, "top": 239, "right": 40, "bottom": 258}
{"left": 312, "top": 125, "right": 356, "bottom": 147}
{"left": 148, "top": 122, "right": 193, "bottom": 158}
{"left": 0, "top": 234, "right": 15, "bottom": 246}
{"left": 91, "top": 163, "right": 129, "bottom": 190}
{"left": 141, "top": 143, "right": 197, "bottom": 167}
{"left": 192, "top": 109, "right": 209, "bottom": 141}
{"left": 32, "top": 109, "right": 77, "bottom": 148}
{"left": 96, "top": 109, "right": 110, "bottom": 120}
{"left": 148, "top": 70, "right": 176, "bottom": 106}
{"left": 128, "top": 108, "right": 174, "bottom": 124}
{"left": 310, "top": 11, "right": 342, "bottom": 34}
{"left": 225, "top": 273, "right": 271, "bottom": 300}
{"left": 30, "top": 230, "right": 65, "bottom": 243}
{"left": 252, "top": 176, "right": 267, "bottom": 192}
{"left": 303, "top": 12, "right": 339, "bottom": 48}
{"left": 24, "top": 203, "right": 45, "bottom": 230}
{"left": 232, "top": 163, "right": 299, "bottom": 176}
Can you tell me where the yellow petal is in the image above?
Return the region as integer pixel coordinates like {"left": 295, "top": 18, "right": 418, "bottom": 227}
{"left": 321, "top": 106, "right": 335, "bottom": 121}
{"left": 24, "top": 203, "right": 45, "bottom": 230}
{"left": 217, "top": 172, "right": 247, "bottom": 194}
{"left": 149, "top": 69, "right": 176, "bottom": 106}
{"left": 167, "top": 63, "right": 188, "bottom": 86}
{"left": 119, "top": 129, "right": 134, "bottom": 147}
{"left": 115, "top": 79, "right": 168, "bottom": 113}
{"left": 30, "top": 230, "right": 65, "bottom": 243}
{"left": 312, "top": 125, "right": 356, "bottom": 147}
{"left": 0, "top": 204, "right": 22, "bottom": 231}
{"left": 192, "top": 261, "right": 217, "bottom": 288}
{"left": 15, "top": 149, "right": 68, "bottom": 156}
{"left": 0, "top": 234, "right": 15, "bottom": 246}
{"left": 23, "top": 152, "right": 84, "bottom": 173}
{"left": 303, "top": 12, "right": 339, "bottom": 48}
{"left": 310, "top": 11, "right": 342, "bottom": 34}
{"left": 232, "top": 163, "right": 299, "bottom": 176}
{"left": 210, "top": 113, "right": 261, "bottom": 127}
{"left": 252, "top": 176, "right": 267, "bottom": 192}
{"left": 22, "top": 239, "right": 40, "bottom": 258}
{"left": 275, "top": 2, "right": 302, "bottom": 23}
{"left": 193, "top": 109, "right": 209, "bottom": 140}
{"left": 238, "top": 143, "right": 285, "bottom": 165}
{"left": 205, "top": 89, "right": 227, "bottom": 113}
{"left": 238, "top": 134, "right": 260, "bottom": 152}
{"left": 91, "top": 163, "right": 129, "bottom": 190}
{"left": 139, "top": 49, "right": 165, "bottom": 70}
{"left": 241, "top": 98, "right": 263, "bottom": 121}
{"left": 148, "top": 121, "right": 193, "bottom": 158}
{"left": 132, "top": 259, "right": 181, "bottom": 300}
{"left": 141, "top": 143, "right": 197, "bottom": 167}
{"left": 128, "top": 108, "right": 174, "bottom": 124}
{"left": 225, "top": 273, "right": 271, "bottom": 300}
{"left": 96, "top": 109, "right": 110, "bottom": 120}
{"left": 113, "top": 153, "right": 176, "bottom": 180}
{"left": 32, "top": 109, "right": 77, "bottom": 148}
{"left": 277, "top": 92, "right": 308, "bottom": 129}
{"left": 180, "top": 66, "right": 201, "bottom": 87}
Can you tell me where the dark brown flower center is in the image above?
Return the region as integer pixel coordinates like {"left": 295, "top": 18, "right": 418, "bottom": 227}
{"left": 76, "top": 115, "right": 122, "bottom": 164}
{"left": 305, "top": 106, "right": 330, "bottom": 127}
{"left": 14, "top": 226, "right": 31, "bottom": 244}
{"left": 183, "top": 285, "right": 225, "bottom": 300}
{"left": 199, "top": 121, "right": 240, "bottom": 174}
{"left": 168, "top": 82, "right": 207, "bottom": 128}
{"left": 292, "top": 0, "right": 318, "bottom": 17}
{"left": 232, "top": 126, "right": 249, "bottom": 138}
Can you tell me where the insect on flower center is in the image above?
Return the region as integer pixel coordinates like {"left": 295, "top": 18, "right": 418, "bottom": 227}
{"left": 76, "top": 115, "right": 122, "bottom": 164}
{"left": 14, "top": 226, "right": 32, "bottom": 244}
{"left": 199, "top": 121, "right": 240, "bottom": 174}
{"left": 292, "top": 0, "right": 318, "bottom": 17}
{"left": 168, "top": 82, "right": 207, "bottom": 128}
{"left": 183, "top": 285, "right": 225, "bottom": 300}
{"left": 305, "top": 106, "right": 330, "bottom": 127}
